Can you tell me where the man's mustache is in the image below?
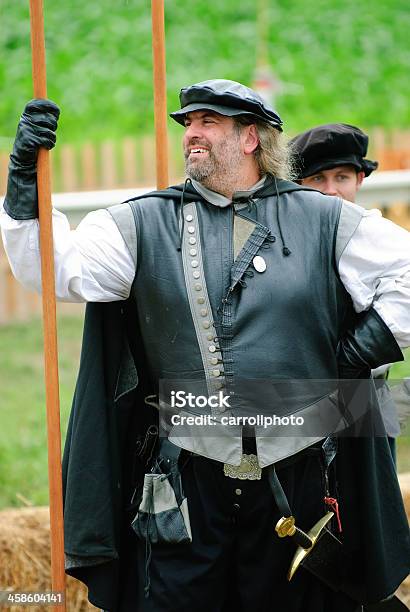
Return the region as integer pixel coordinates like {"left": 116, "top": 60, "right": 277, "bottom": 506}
{"left": 184, "top": 139, "right": 212, "bottom": 159}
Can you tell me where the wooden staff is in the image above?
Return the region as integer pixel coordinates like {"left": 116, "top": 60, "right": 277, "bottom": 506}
{"left": 151, "top": 0, "right": 169, "bottom": 189}
{"left": 28, "top": 1, "right": 66, "bottom": 608}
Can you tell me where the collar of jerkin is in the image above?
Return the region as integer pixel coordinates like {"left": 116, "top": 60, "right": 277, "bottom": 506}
{"left": 190, "top": 175, "right": 267, "bottom": 208}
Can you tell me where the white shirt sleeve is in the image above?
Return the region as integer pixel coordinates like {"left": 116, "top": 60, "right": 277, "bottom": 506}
{"left": 338, "top": 203, "right": 410, "bottom": 348}
{"left": 0, "top": 205, "right": 136, "bottom": 303}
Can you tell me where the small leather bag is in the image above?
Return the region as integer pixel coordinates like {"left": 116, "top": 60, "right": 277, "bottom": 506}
{"left": 131, "top": 439, "right": 192, "bottom": 544}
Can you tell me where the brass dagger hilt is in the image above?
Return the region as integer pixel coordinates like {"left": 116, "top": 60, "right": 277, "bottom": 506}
{"left": 275, "top": 516, "right": 314, "bottom": 550}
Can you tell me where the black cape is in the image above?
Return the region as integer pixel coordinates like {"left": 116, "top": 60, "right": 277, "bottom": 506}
{"left": 62, "top": 183, "right": 410, "bottom": 610}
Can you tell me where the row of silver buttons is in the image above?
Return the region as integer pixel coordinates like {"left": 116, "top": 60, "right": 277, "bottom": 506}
{"left": 185, "top": 211, "right": 224, "bottom": 394}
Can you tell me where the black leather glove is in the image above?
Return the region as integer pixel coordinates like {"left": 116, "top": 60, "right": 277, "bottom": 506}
{"left": 337, "top": 308, "right": 404, "bottom": 379}
{"left": 3, "top": 99, "right": 60, "bottom": 220}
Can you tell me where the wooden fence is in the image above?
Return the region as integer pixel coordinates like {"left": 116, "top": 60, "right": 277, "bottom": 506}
{"left": 0, "top": 246, "right": 84, "bottom": 324}
{"left": 0, "top": 134, "right": 185, "bottom": 195}
{"left": 0, "top": 130, "right": 410, "bottom": 195}
{"left": 367, "top": 129, "right": 410, "bottom": 171}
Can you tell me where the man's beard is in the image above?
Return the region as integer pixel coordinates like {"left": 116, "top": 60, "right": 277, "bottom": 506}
{"left": 184, "top": 147, "right": 219, "bottom": 183}
{"left": 184, "top": 132, "right": 243, "bottom": 194}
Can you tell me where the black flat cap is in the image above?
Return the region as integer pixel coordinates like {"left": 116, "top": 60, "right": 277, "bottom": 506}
{"left": 290, "top": 123, "right": 378, "bottom": 178}
{"left": 170, "top": 79, "right": 283, "bottom": 131}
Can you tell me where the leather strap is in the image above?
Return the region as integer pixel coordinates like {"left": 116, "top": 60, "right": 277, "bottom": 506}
{"left": 268, "top": 461, "right": 318, "bottom": 550}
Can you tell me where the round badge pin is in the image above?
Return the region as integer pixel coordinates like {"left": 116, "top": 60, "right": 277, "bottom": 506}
{"left": 253, "top": 255, "right": 267, "bottom": 273}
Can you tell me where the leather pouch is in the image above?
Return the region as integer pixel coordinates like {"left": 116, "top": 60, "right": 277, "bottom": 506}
{"left": 131, "top": 443, "right": 192, "bottom": 544}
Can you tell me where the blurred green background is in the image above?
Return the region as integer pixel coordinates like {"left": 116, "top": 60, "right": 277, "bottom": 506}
{"left": 1, "top": 0, "right": 410, "bottom": 149}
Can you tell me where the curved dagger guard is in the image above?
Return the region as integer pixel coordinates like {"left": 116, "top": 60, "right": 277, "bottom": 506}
{"left": 287, "top": 511, "right": 335, "bottom": 580}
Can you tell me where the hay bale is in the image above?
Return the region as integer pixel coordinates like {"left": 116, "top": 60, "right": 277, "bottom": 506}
{"left": 0, "top": 507, "right": 97, "bottom": 611}
{"left": 397, "top": 576, "right": 410, "bottom": 610}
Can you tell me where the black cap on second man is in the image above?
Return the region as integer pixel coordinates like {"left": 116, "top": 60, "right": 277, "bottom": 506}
{"left": 170, "top": 79, "right": 283, "bottom": 131}
{"left": 290, "top": 123, "right": 378, "bottom": 179}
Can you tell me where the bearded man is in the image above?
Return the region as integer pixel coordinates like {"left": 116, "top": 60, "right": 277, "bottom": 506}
{"left": 1, "top": 80, "right": 409, "bottom": 612}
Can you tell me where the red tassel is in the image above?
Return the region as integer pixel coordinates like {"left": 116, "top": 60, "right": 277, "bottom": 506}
{"left": 324, "top": 496, "right": 342, "bottom": 533}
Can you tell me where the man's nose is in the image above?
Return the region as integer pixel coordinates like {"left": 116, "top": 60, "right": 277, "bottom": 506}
{"left": 323, "top": 181, "right": 339, "bottom": 196}
{"left": 184, "top": 122, "right": 203, "bottom": 141}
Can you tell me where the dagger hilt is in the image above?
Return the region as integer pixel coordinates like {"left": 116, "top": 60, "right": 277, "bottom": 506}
{"left": 275, "top": 516, "right": 313, "bottom": 550}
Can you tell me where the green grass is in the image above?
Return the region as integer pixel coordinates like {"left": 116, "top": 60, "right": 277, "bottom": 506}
{"left": 0, "top": 315, "right": 83, "bottom": 509}
{"left": 0, "top": 0, "right": 409, "bottom": 150}
{"left": 0, "top": 316, "right": 409, "bottom": 509}
{"left": 390, "top": 357, "right": 410, "bottom": 472}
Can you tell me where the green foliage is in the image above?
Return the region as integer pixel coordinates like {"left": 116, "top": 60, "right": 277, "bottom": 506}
{"left": 0, "top": 315, "right": 83, "bottom": 508}
{"left": 0, "top": 0, "right": 409, "bottom": 148}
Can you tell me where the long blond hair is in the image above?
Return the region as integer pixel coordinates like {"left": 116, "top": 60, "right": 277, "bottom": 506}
{"left": 234, "top": 116, "right": 296, "bottom": 180}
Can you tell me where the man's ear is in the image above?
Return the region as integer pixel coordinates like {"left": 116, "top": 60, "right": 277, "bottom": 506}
{"left": 356, "top": 171, "right": 365, "bottom": 188}
{"left": 243, "top": 124, "right": 260, "bottom": 155}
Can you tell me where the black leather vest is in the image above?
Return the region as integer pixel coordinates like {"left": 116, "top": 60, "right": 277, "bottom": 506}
{"left": 109, "top": 182, "right": 358, "bottom": 465}
{"left": 118, "top": 186, "right": 351, "bottom": 379}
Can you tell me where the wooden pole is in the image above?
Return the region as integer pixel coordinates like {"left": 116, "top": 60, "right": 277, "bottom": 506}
{"left": 28, "top": 1, "right": 66, "bottom": 608}
{"left": 256, "top": 0, "right": 269, "bottom": 68}
{"left": 151, "top": 0, "right": 169, "bottom": 189}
